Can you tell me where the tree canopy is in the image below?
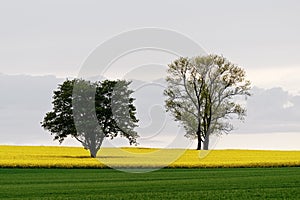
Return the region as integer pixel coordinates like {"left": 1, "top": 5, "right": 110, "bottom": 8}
{"left": 41, "top": 79, "right": 139, "bottom": 157}
{"left": 164, "top": 55, "right": 251, "bottom": 150}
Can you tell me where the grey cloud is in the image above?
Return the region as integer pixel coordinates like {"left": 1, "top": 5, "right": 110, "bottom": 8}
{"left": 0, "top": 74, "right": 63, "bottom": 144}
{"left": 0, "top": 74, "right": 300, "bottom": 146}
{"left": 0, "top": 74, "right": 63, "bottom": 110}
{"left": 1, "top": 1, "right": 300, "bottom": 76}
{"left": 235, "top": 87, "right": 300, "bottom": 133}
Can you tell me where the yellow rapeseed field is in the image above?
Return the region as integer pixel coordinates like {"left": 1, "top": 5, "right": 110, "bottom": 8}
{"left": 0, "top": 145, "right": 299, "bottom": 168}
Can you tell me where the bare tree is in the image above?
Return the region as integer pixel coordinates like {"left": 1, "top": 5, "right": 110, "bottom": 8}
{"left": 164, "top": 55, "right": 251, "bottom": 150}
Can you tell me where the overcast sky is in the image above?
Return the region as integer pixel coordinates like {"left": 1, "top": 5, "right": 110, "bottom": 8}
{"left": 0, "top": 0, "right": 299, "bottom": 149}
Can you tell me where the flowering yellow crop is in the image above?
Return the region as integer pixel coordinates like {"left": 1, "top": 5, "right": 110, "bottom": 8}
{"left": 0, "top": 145, "right": 299, "bottom": 168}
{"left": 0, "top": 146, "right": 102, "bottom": 168}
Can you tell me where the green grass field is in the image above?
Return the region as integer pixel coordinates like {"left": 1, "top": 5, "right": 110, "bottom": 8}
{"left": 0, "top": 168, "right": 299, "bottom": 200}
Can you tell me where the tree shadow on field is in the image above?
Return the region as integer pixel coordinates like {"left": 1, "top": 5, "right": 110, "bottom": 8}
{"left": 97, "top": 156, "right": 132, "bottom": 159}
{"left": 47, "top": 155, "right": 132, "bottom": 159}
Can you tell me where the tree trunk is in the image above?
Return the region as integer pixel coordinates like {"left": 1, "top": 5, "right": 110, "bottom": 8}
{"left": 89, "top": 146, "right": 98, "bottom": 158}
{"left": 90, "top": 149, "right": 96, "bottom": 158}
{"left": 203, "top": 134, "right": 209, "bottom": 150}
{"left": 196, "top": 122, "right": 202, "bottom": 150}
{"left": 196, "top": 129, "right": 202, "bottom": 150}
{"left": 197, "top": 136, "right": 202, "bottom": 150}
{"left": 88, "top": 135, "right": 104, "bottom": 158}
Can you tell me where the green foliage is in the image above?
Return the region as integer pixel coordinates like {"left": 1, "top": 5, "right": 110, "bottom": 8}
{"left": 41, "top": 79, "right": 139, "bottom": 157}
{"left": 165, "top": 55, "right": 251, "bottom": 150}
{"left": 1, "top": 168, "right": 299, "bottom": 199}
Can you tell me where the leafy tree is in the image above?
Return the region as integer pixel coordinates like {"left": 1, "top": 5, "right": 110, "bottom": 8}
{"left": 164, "top": 55, "right": 251, "bottom": 150}
{"left": 41, "top": 79, "right": 139, "bottom": 157}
